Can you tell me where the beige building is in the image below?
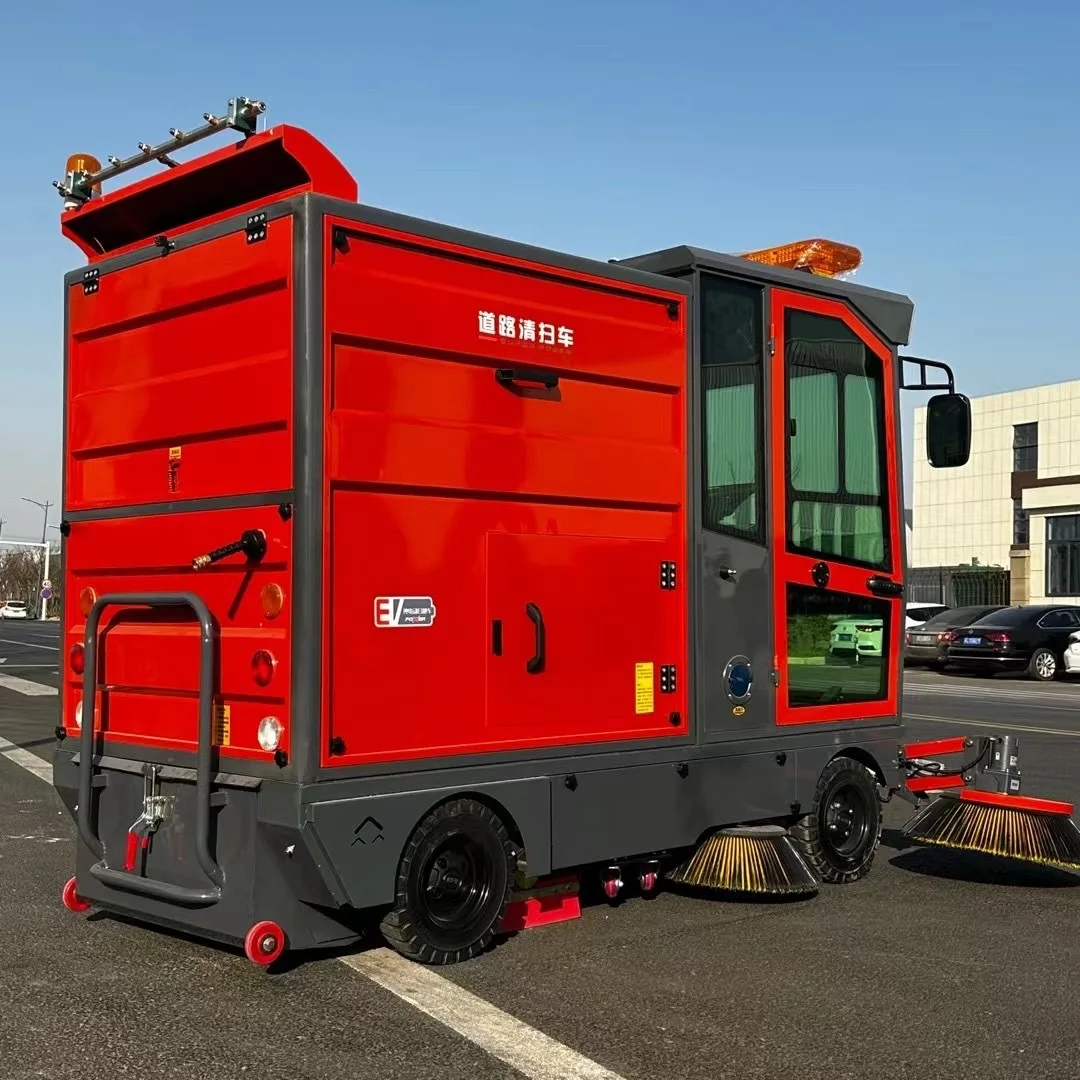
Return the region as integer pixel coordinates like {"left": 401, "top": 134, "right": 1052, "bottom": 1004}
{"left": 911, "top": 379, "right": 1080, "bottom": 605}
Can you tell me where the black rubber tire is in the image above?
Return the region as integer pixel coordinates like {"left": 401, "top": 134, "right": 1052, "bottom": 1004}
{"left": 789, "top": 756, "right": 882, "bottom": 885}
{"left": 1027, "top": 647, "right": 1058, "bottom": 682}
{"left": 379, "top": 798, "right": 516, "bottom": 965}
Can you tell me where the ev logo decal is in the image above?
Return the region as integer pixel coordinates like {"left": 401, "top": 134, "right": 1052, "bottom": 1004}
{"left": 374, "top": 596, "right": 437, "bottom": 628}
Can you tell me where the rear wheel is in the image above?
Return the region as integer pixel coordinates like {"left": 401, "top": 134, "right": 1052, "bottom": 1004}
{"left": 789, "top": 756, "right": 882, "bottom": 884}
{"left": 1028, "top": 647, "right": 1058, "bottom": 681}
{"left": 379, "top": 798, "right": 516, "bottom": 965}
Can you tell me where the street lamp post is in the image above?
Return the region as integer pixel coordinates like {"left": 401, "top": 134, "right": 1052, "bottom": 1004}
{"left": 21, "top": 498, "right": 54, "bottom": 620}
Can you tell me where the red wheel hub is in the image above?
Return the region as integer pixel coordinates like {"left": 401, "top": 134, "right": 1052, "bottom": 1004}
{"left": 62, "top": 876, "right": 91, "bottom": 913}
{"left": 244, "top": 920, "right": 285, "bottom": 966}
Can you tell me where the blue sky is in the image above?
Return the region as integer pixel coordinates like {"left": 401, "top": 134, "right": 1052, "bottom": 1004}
{"left": 0, "top": 0, "right": 1076, "bottom": 541}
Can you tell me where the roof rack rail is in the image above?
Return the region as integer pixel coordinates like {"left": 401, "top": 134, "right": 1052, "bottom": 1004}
{"left": 53, "top": 96, "right": 266, "bottom": 211}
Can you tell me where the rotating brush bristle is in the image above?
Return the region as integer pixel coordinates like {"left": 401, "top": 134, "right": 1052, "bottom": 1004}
{"left": 665, "top": 825, "right": 819, "bottom": 895}
{"left": 903, "top": 791, "right": 1080, "bottom": 870}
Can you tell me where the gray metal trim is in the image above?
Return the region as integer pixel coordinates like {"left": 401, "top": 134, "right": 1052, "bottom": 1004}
{"left": 309, "top": 194, "right": 693, "bottom": 299}
{"left": 68, "top": 751, "right": 262, "bottom": 788}
{"left": 309, "top": 718, "right": 904, "bottom": 790}
{"left": 290, "top": 195, "right": 324, "bottom": 785}
{"left": 61, "top": 200, "right": 301, "bottom": 287}
{"left": 617, "top": 246, "right": 914, "bottom": 347}
{"left": 64, "top": 490, "right": 294, "bottom": 524}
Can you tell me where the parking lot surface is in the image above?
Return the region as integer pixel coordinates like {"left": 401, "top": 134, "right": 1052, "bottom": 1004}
{"left": 2, "top": 622, "right": 1079, "bottom": 1079}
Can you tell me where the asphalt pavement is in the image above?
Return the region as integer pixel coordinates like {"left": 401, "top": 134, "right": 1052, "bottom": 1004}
{"left": 1, "top": 621, "right": 1079, "bottom": 1080}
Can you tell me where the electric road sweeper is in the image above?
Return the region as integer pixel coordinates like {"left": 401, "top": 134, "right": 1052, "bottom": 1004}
{"left": 51, "top": 97, "right": 1080, "bottom": 967}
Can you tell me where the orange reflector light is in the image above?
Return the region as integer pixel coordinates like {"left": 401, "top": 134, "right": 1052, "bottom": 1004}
{"left": 69, "top": 643, "right": 85, "bottom": 676}
{"left": 261, "top": 583, "right": 284, "bottom": 619}
{"left": 739, "top": 238, "right": 862, "bottom": 278}
{"left": 78, "top": 587, "right": 97, "bottom": 618}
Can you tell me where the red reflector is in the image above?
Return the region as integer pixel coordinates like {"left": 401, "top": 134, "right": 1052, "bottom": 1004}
{"left": 252, "top": 649, "right": 276, "bottom": 687}
{"left": 69, "top": 643, "right": 85, "bottom": 676}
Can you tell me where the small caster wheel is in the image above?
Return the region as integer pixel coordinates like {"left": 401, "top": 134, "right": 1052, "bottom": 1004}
{"left": 639, "top": 861, "right": 659, "bottom": 894}
{"left": 601, "top": 866, "right": 623, "bottom": 900}
{"left": 244, "top": 920, "right": 286, "bottom": 966}
{"left": 62, "top": 876, "right": 91, "bottom": 913}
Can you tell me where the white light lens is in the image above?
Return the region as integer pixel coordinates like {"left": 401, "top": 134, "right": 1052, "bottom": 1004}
{"left": 257, "top": 716, "right": 283, "bottom": 752}
{"left": 74, "top": 699, "right": 83, "bottom": 729}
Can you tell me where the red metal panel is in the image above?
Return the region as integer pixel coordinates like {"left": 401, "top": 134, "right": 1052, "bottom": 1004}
{"left": 322, "top": 218, "right": 688, "bottom": 766}
{"left": 485, "top": 531, "right": 686, "bottom": 740}
{"left": 60, "top": 502, "right": 292, "bottom": 763}
{"left": 325, "top": 492, "right": 684, "bottom": 765}
{"left": 65, "top": 225, "right": 293, "bottom": 510}
{"left": 62, "top": 125, "right": 357, "bottom": 261}
{"left": 904, "top": 736, "right": 971, "bottom": 757}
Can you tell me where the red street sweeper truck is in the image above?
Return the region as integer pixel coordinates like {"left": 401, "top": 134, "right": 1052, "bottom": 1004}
{"left": 51, "top": 97, "right": 1080, "bottom": 967}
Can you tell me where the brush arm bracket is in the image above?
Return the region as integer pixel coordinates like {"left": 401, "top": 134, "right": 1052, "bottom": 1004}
{"left": 888, "top": 734, "right": 1019, "bottom": 805}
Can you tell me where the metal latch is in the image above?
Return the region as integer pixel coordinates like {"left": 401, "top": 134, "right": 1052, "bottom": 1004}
{"left": 124, "top": 765, "right": 169, "bottom": 872}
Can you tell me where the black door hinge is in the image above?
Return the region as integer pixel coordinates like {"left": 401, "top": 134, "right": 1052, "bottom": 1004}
{"left": 660, "top": 561, "right": 677, "bottom": 590}
{"left": 660, "top": 665, "right": 676, "bottom": 693}
{"left": 82, "top": 268, "right": 99, "bottom": 295}
{"left": 768, "top": 337, "right": 775, "bottom": 357}
{"left": 246, "top": 211, "right": 268, "bottom": 244}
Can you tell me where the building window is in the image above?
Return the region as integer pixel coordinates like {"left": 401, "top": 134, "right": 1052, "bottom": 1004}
{"left": 1013, "top": 498, "right": 1029, "bottom": 546}
{"left": 1013, "top": 422, "right": 1038, "bottom": 472}
{"left": 1046, "top": 514, "right": 1080, "bottom": 596}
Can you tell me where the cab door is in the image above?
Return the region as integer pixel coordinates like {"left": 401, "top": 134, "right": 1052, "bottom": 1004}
{"left": 768, "top": 290, "right": 904, "bottom": 725}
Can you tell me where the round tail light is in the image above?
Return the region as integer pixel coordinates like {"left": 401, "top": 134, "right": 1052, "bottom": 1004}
{"left": 69, "top": 643, "right": 85, "bottom": 675}
{"left": 251, "top": 650, "right": 276, "bottom": 687}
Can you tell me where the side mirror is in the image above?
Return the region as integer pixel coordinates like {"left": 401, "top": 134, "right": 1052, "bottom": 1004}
{"left": 926, "top": 392, "right": 971, "bottom": 468}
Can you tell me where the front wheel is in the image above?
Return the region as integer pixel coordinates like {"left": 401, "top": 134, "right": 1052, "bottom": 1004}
{"left": 379, "top": 798, "right": 516, "bottom": 965}
{"left": 789, "top": 756, "right": 882, "bottom": 884}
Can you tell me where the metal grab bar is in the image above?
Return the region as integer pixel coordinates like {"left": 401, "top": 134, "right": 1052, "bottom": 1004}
{"left": 78, "top": 592, "right": 223, "bottom": 906}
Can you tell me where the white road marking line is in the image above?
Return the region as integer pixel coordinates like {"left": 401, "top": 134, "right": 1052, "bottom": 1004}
{"left": 0, "top": 732, "right": 624, "bottom": 1080}
{"left": 905, "top": 713, "right": 1080, "bottom": 738}
{"left": 342, "top": 949, "right": 627, "bottom": 1080}
{"left": 0, "top": 674, "right": 58, "bottom": 697}
{"left": 0, "top": 736, "right": 53, "bottom": 783}
{"left": 0, "top": 638, "right": 59, "bottom": 652}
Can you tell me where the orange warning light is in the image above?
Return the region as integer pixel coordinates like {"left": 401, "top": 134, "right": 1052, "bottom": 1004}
{"left": 65, "top": 153, "right": 102, "bottom": 196}
{"left": 739, "top": 238, "right": 862, "bottom": 278}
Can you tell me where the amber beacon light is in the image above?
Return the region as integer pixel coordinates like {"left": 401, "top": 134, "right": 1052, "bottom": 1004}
{"left": 739, "top": 238, "right": 862, "bottom": 278}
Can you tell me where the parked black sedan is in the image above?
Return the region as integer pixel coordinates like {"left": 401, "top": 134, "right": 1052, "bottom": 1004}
{"left": 904, "top": 604, "right": 1007, "bottom": 670}
{"left": 945, "top": 604, "right": 1080, "bottom": 680}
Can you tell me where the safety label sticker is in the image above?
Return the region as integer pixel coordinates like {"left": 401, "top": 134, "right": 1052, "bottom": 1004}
{"left": 374, "top": 596, "right": 437, "bottom": 628}
{"left": 635, "top": 662, "right": 654, "bottom": 715}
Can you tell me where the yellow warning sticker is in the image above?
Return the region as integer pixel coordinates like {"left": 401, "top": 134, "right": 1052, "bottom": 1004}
{"left": 168, "top": 446, "right": 182, "bottom": 461}
{"left": 635, "top": 662, "right": 654, "bottom": 715}
{"left": 213, "top": 702, "right": 231, "bottom": 747}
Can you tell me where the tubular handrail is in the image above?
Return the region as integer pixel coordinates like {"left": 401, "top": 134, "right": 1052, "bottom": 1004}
{"left": 78, "top": 592, "right": 223, "bottom": 905}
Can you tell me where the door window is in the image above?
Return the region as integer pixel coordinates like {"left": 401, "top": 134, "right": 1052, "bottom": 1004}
{"left": 786, "top": 309, "right": 890, "bottom": 570}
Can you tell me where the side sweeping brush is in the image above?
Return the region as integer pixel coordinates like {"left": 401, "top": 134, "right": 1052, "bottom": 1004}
{"left": 665, "top": 825, "right": 819, "bottom": 895}
{"left": 898, "top": 734, "right": 1080, "bottom": 871}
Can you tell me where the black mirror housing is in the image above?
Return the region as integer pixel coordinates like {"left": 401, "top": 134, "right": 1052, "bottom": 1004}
{"left": 926, "top": 392, "right": 971, "bottom": 468}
